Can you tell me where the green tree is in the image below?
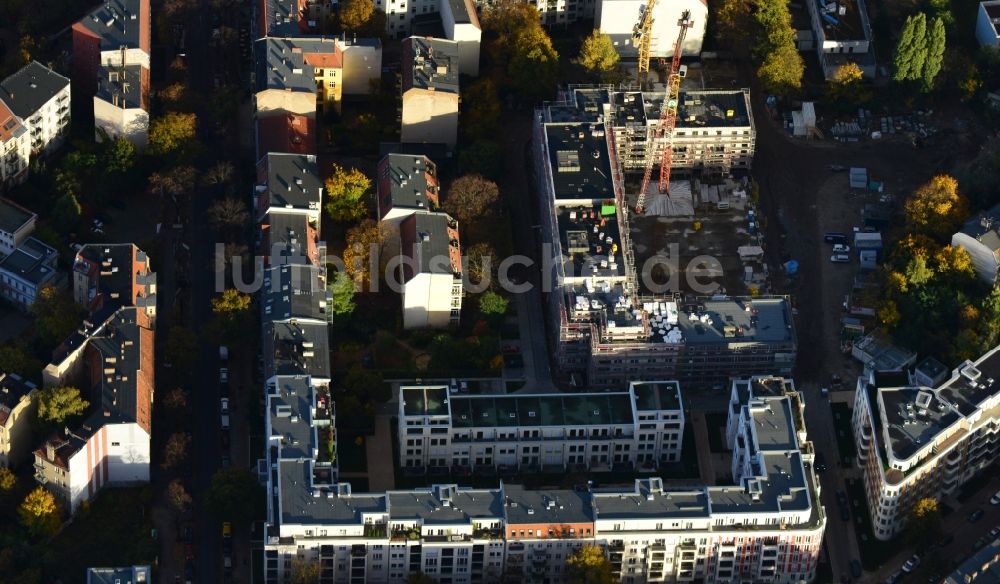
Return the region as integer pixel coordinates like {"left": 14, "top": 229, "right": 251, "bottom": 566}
{"left": 922, "top": 17, "right": 946, "bottom": 92}
{"left": 827, "top": 62, "right": 869, "bottom": 105}
{"left": 148, "top": 112, "right": 197, "bottom": 157}
{"left": 343, "top": 220, "right": 385, "bottom": 290}
{"left": 906, "top": 497, "right": 942, "bottom": 551}
{"left": 339, "top": 0, "right": 373, "bottom": 31}
{"left": 328, "top": 272, "right": 356, "bottom": 316}
{"left": 575, "top": 30, "right": 619, "bottom": 80}
{"left": 343, "top": 365, "right": 389, "bottom": 402}
{"left": 206, "top": 467, "right": 265, "bottom": 526}
{"left": 904, "top": 175, "right": 967, "bottom": 238}
{"left": 716, "top": 0, "right": 750, "bottom": 44}
{"left": 18, "top": 486, "right": 60, "bottom": 538}
{"left": 479, "top": 290, "right": 508, "bottom": 316}
{"left": 31, "top": 286, "right": 81, "bottom": 345}
{"left": 757, "top": 43, "right": 804, "bottom": 94}
{"left": 51, "top": 193, "right": 81, "bottom": 233}
{"left": 0, "top": 342, "right": 41, "bottom": 378}
{"left": 461, "top": 78, "right": 502, "bottom": 141}
{"left": 978, "top": 287, "right": 1000, "bottom": 350}
{"left": 0, "top": 467, "right": 16, "bottom": 491}
{"left": 566, "top": 544, "right": 614, "bottom": 584}
{"left": 210, "top": 290, "right": 255, "bottom": 346}
{"left": 100, "top": 135, "right": 136, "bottom": 174}
{"left": 509, "top": 28, "right": 559, "bottom": 101}
{"left": 325, "top": 164, "right": 371, "bottom": 222}
{"left": 37, "top": 386, "right": 89, "bottom": 425}
{"left": 893, "top": 13, "right": 928, "bottom": 83}
{"left": 444, "top": 175, "right": 499, "bottom": 223}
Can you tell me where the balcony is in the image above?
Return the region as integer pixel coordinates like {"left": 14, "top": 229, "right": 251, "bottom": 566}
{"left": 390, "top": 526, "right": 422, "bottom": 541}
{"left": 472, "top": 526, "right": 503, "bottom": 540}
{"left": 363, "top": 523, "right": 387, "bottom": 538}
{"left": 317, "top": 427, "right": 336, "bottom": 465}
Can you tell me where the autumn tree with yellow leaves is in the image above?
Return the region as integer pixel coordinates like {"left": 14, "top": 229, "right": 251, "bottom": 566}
{"left": 904, "top": 175, "right": 968, "bottom": 238}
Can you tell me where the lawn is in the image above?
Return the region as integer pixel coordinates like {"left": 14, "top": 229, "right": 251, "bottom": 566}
{"left": 830, "top": 402, "right": 858, "bottom": 468}
{"left": 845, "top": 478, "right": 904, "bottom": 571}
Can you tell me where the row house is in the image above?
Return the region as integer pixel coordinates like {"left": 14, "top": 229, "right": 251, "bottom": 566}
{"left": 0, "top": 62, "right": 71, "bottom": 188}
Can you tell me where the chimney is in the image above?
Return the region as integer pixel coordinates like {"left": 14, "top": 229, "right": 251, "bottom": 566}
{"left": 45, "top": 442, "right": 55, "bottom": 461}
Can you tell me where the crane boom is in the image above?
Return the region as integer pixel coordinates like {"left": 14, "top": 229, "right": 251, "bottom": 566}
{"left": 635, "top": 11, "right": 692, "bottom": 215}
{"left": 633, "top": 0, "right": 657, "bottom": 83}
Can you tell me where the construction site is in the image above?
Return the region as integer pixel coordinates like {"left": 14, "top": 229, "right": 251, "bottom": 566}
{"left": 531, "top": 10, "right": 790, "bottom": 389}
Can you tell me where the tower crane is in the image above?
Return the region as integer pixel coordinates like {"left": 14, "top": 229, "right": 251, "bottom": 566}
{"left": 635, "top": 10, "right": 693, "bottom": 215}
{"left": 632, "top": 0, "right": 657, "bottom": 86}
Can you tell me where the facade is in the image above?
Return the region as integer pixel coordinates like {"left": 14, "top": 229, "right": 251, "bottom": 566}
{"left": 72, "top": 0, "right": 151, "bottom": 146}
{"left": 0, "top": 99, "right": 30, "bottom": 188}
{"left": 0, "top": 236, "right": 58, "bottom": 308}
{"left": 397, "top": 380, "right": 684, "bottom": 471}
{"left": 803, "top": 0, "right": 875, "bottom": 78}
{"left": 532, "top": 103, "right": 793, "bottom": 389}
{"left": 595, "top": 0, "right": 707, "bottom": 60}
{"left": 72, "top": 243, "right": 157, "bottom": 323}
{"left": 0, "top": 197, "right": 36, "bottom": 257}
{"left": 86, "top": 565, "right": 152, "bottom": 584}
{"left": 440, "top": 0, "right": 482, "bottom": 76}
{"left": 977, "top": 1, "right": 1000, "bottom": 47}
{"left": 0, "top": 372, "right": 38, "bottom": 468}
{"left": 851, "top": 345, "right": 1000, "bottom": 540}
{"left": 34, "top": 307, "right": 155, "bottom": 512}
{"left": 944, "top": 538, "right": 1000, "bottom": 583}
{"left": 952, "top": 205, "right": 1000, "bottom": 285}
{"left": 0, "top": 62, "right": 71, "bottom": 156}
{"left": 263, "top": 375, "right": 824, "bottom": 584}
{"left": 399, "top": 211, "right": 463, "bottom": 328}
{"left": 377, "top": 153, "right": 441, "bottom": 224}
{"left": 400, "top": 37, "right": 460, "bottom": 149}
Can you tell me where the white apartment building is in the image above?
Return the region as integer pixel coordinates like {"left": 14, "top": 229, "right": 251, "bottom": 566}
{"left": 94, "top": 64, "right": 148, "bottom": 148}
{"left": 0, "top": 100, "right": 30, "bottom": 189}
{"left": 263, "top": 375, "right": 824, "bottom": 584}
{"left": 398, "top": 212, "right": 463, "bottom": 328}
{"left": 804, "top": 0, "right": 875, "bottom": 78}
{"left": 397, "top": 380, "right": 684, "bottom": 471}
{"left": 441, "top": 0, "right": 481, "bottom": 76}
{"left": 0, "top": 62, "right": 71, "bottom": 156}
{"left": 0, "top": 197, "right": 36, "bottom": 258}
{"left": 0, "top": 236, "right": 58, "bottom": 308}
{"left": 377, "top": 153, "right": 441, "bottom": 225}
{"left": 595, "top": 0, "right": 706, "bottom": 60}
{"left": 852, "top": 345, "right": 1000, "bottom": 540}
{"left": 400, "top": 37, "right": 459, "bottom": 149}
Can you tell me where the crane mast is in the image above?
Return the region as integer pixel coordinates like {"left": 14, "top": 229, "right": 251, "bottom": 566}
{"left": 632, "top": 0, "right": 657, "bottom": 85}
{"left": 635, "top": 11, "right": 693, "bottom": 215}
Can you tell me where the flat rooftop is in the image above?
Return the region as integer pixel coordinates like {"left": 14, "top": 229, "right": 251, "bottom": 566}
{"left": 261, "top": 153, "right": 322, "bottom": 212}
{"left": 401, "top": 385, "right": 450, "bottom": 417}
{"left": 880, "top": 387, "right": 960, "bottom": 461}
{"left": 675, "top": 298, "right": 794, "bottom": 345}
{"left": 0, "top": 197, "right": 34, "bottom": 237}
{"left": 96, "top": 64, "right": 142, "bottom": 109}
{"left": 264, "top": 320, "right": 330, "bottom": 380}
{"left": 261, "top": 264, "right": 328, "bottom": 323}
{"left": 0, "top": 237, "right": 56, "bottom": 285}
{"left": 503, "top": 483, "right": 593, "bottom": 525}
{"left": 445, "top": 0, "right": 479, "bottom": 26}
{"left": 545, "top": 123, "right": 614, "bottom": 202}
{"left": 648, "top": 90, "right": 752, "bottom": 129}
{"left": 557, "top": 204, "right": 624, "bottom": 280}
{"left": 378, "top": 154, "right": 439, "bottom": 213}
{"left": 402, "top": 37, "right": 459, "bottom": 94}
{"left": 449, "top": 391, "right": 636, "bottom": 428}
{"left": 76, "top": 0, "right": 145, "bottom": 51}
{"left": 814, "top": 0, "right": 869, "bottom": 42}
{"left": 400, "top": 212, "right": 461, "bottom": 277}
{"left": 388, "top": 485, "right": 502, "bottom": 524}
{"left": 632, "top": 381, "right": 682, "bottom": 411}
{"left": 270, "top": 376, "right": 314, "bottom": 460}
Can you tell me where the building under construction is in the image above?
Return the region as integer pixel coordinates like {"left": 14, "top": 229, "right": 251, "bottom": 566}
{"left": 533, "top": 90, "right": 793, "bottom": 389}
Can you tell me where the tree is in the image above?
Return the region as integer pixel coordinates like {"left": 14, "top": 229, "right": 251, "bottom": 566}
{"left": 163, "top": 387, "right": 188, "bottom": 409}
{"left": 479, "top": 290, "right": 508, "bottom": 316}
{"left": 716, "top": 0, "right": 750, "bottom": 44}
{"left": 0, "top": 467, "right": 16, "bottom": 491}
{"left": 290, "top": 558, "right": 321, "bottom": 584}
{"left": 0, "top": 342, "right": 41, "bottom": 378}
{"left": 18, "top": 487, "right": 60, "bottom": 538}
{"left": 213, "top": 288, "right": 252, "bottom": 316}
{"left": 751, "top": 0, "right": 803, "bottom": 94}
{"left": 922, "top": 17, "right": 946, "bottom": 92}
{"left": 149, "top": 165, "right": 198, "bottom": 201}
{"left": 31, "top": 286, "right": 82, "bottom": 345}
{"left": 893, "top": 13, "right": 928, "bottom": 83}
{"left": 459, "top": 139, "right": 502, "bottom": 180}
{"left": 206, "top": 467, "right": 265, "bottom": 526}
{"left": 210, "top": 290, "right": 255, "bottom": 347}
{"left": 325, "top": 164, "right": 371, "bottom": 222}
{"left": 166, "top": 326, "right": 199, "bottom": 373}
{"left": 37, "top": 386, "right": 89, "bottom": 425}
{"left": 208, "top": 197, "right": 249, "bottom": 231}
{"left": 509, "top": 28, "right": 560, "bottom": 101}
{"left": 343, "top": 365, "right": 389, "bottom": 402}
{"left": 148, "top": 112, "right": 197, "bottom": 157}
{"left": 827, "top": 62, "right": 867, "bottom": 104}
{"left": 465, "top": 242, "right": 498, "bottom": 287}
{"left": 906, "top": 497, "right": 942, "bottom": 551}
{"left": 162, "top": 432, "right": 191, "bottom": 470}
{"left": 461, "top": 78, "right": 502, "bottom": 141}
{"left": 565, "top": 544, "right": 614, "bottom": 584}
{"left": 101, "top": 136, "right": 136, "bottom": 174}
{"left": 328, "top": 272, "right": 356, "bottom": 316}
{"left": 575, "top": 30, "right": 619, "bottom": 80}
{"left": 167, "top": 479, "right": 192, "bottom": 512}
{"left": 444, "top": 175, "right": 499, "bottom": 223}
{"left": 343, "top": 220, "right": 385, "bottom": 290}
{"left": 159, "top": 83, "right": 190, "bottom": 109}
{"left": 757, "top": 43, "right": 804, "bottom": 94}
{"left": 904, "top": 175, "right": 968, "bottom": 238}
{"left": 51, "top": 193, "right": 81, "bottom": 233}
{"left": 339, "top": 0, "right": 373, "bottom": 31}
{"left": 204, "top": 160, "right": 235, "bottom": 190}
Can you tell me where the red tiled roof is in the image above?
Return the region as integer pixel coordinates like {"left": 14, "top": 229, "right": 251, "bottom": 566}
{"left": 256, "top": 114, "right": 316, "bottom": 158}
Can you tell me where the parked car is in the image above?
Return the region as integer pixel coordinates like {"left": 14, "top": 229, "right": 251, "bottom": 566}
{"left": 969, "top": 508, "right": 985, "bottom": 523}
{"left": 220, "top": 397, "right": 230, "bottom": 414}
{"left": 883, "top": 571, "right": 901, "bottom": 584}
{"left": 219, "top": 367, "right": 229, "bottom": 383}
{"left": 990, "top": 489, "right": 1000, "bottom": 505}
{"left": 219, "top": 345, "right": 229, "bottom": 362}
{"left": 831, "top": 254, "right": 851, "bottom": 263}
{"left": 850, "top": 559, "right": 863, "bottom": 578}
{"left": 825, "top": 232, "right": 847, "bottom": 243}
{"left": 902, "top": 554, "right": 920, "bottom": 573}
{"left": 221, "top": 414, "right": 230, "bottom": 430}
{"left": 833, "top": 244, "right": 851, "bottom": 253}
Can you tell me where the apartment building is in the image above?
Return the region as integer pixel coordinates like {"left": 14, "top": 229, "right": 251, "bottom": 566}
{"left": 441, "top": 0, "right": 481, "bottom": 76}
{"left": 0, "top": 62, "right": 71, "bottom": 156}
{"left": 0, "top": 236, "right": 58, "bottom": 308}
{"left": 0, "top": 197, "right": 35, "bottom": 257}
{"left": 399, "top": 211, "right": 462, "bottom": 328}
{"left": 0, "top": 99, "right": 29, "bottom": 188}
{"left": 86, "top": 565, "right": 151, "bottom": 584}
{"left": 254, "top": 153, "right": 324, "bottom": 225}
{"left": 0, "top": 372, "right": 38, "bottom": 468}
{"left": 804, "top": 0, "right": 875, "bottom": 78}
{"left": 73, "top": 0, "right": 151, "bottom": 146}
{"left": 977, "top": 1, "right": 1000, "bottom": 47}
{"left": 532, "top": 109, "right": 793, "bottom": 389}
{"left": 72, "top": 243, "right": 156, "bottom": 323}
{"left": 595, "top": 0, "right": 706, "bottom": 60}
{"left": 263, "top": 375, "right": 824, "bottom": 584}
{"left": 255, "top": 113, "right": 316, "bottom": 160}
{"left": 852, "top": 345, "right": 1000, "bottom": 540}
{"left": 401, "top": 37, "right": 460, "bottom": 149}
{"left": 34, "top": 307, "right": 154, "bottom": 512}
{"left": 377, "top": 154, "right": 441, "bottom": 224}
{"left": 254, "top": 0, "right": 309, "bottom": 38}
{"left": 397, "top": 380, "right": 683, "bottom": 471}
